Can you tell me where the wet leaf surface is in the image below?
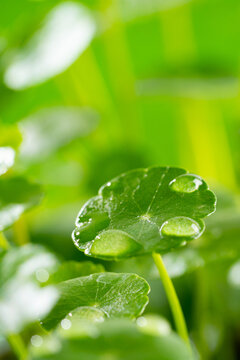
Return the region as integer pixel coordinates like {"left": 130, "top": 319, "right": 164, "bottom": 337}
{"left": 73, "top": 167, "right": 216, "bottom": 260}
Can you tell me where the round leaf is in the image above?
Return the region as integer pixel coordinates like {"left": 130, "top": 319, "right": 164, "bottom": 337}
{"left": 43, "top": 273, "right": 150, "bottom": 330}
{"left": 72, "top": 167, "right": 216, "bottom": 260}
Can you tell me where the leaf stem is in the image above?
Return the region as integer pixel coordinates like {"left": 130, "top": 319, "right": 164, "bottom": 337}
{"left": 7, "top": 334, "right": 28, "bottom": 360}
{"left": 152, "top": 252, "right": 190, "bottom": 348}
{"left": 0, "top": 232, "right": 10, "bottom": 250}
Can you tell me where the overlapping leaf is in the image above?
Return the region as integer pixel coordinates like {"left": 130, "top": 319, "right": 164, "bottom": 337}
{"left": 43, "top": 273, "right": 150, "bottom": 330}
{"left": 31, "top": 319, "right": 193, "bottom": 360}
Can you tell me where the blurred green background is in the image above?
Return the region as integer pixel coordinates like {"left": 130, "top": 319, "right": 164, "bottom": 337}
{"left": 0, "top": 0, "right": 240, "bottom": 359}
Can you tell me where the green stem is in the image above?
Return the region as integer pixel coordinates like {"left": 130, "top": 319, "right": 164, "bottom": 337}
{"left": 152, "top": 252, "right": 190, "bottom": 348}
{"left": 0, "top": 232, "right": 9, "bottom": 250}
{"left": 7, "top": 334, "right": 28, "bottom": 360}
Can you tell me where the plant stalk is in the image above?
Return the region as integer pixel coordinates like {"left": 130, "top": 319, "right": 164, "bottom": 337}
{"left": 7, "top": 334, "right": 28, "bottom": 360}
{"left": 152, "top": 252, "right": 190, "bottom": 348}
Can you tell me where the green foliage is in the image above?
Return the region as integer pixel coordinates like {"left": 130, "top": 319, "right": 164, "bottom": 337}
{"left": 48, "top": 261, "right": 105, "bottom": 283}
{"left": 43, "top": 272, "right": 150, "bottom": 330}
{"left": 0, "top": 0, "right": 239, "bottom": 358}
{"left": 0, "top": 177, "right": 43, "bottom": 231}
{"left": 30, "top": 319, "right": 192, "bottom": 360}
{"left": 0, "top": 245, "right": 59, "bottom": 334}
{"left": 73, "top": 167, "right": 216, "bottom": 260}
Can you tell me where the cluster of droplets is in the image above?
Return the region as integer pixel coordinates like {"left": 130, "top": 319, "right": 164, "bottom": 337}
{"left": 158, "top": 174, "right": 205, "bottom": 240}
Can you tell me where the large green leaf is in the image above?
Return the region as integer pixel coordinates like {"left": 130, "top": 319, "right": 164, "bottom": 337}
{"left": 0, "top": 244, "right": 59, "bottom": 334}
{"left": 0, "top": 176, "right": 43, "bottom": 231}
{"left": 43, "top": 273, "right": 150, "bottom": 330}
{"left": 30, "top": 319, "right": 193, "bottom": 360}
{"left": 72, "top": 167, "right": 216, "bottom": 260}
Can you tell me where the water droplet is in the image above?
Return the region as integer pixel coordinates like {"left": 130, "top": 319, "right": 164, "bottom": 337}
{"left": 31, "top": 335, "right": 43, "bottom": 347}
{"left": 61, "top": 318, "right": 72, "bottom": 330}
{"left": 170, "top": 174, "right": 203, "bottom": 193}
{"left": 160, "top": 217, "right": 201, "bottom": 238}
{"left": 137, "top": 315, "right": 171, "bottom": 337}
{"left": 73, "top": 212, "right": 110, "bottom": 246}
{"left": 86, "top": 230, "right": 142, "bottom": 259}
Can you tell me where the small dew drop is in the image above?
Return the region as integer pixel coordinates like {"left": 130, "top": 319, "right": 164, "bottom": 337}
{"left": 61, "top": 318, "right": 72, "bottom": 330}
{"left": 31, "top": 335, "right": 43, "bottom": 347}
{"left": 35, "top": 268, "right": 49, "bottom": 283}
{"left": 160, "top": 216, "right": 201, "bottom": 239}
{"left": 136, "top": 316, "right": 147, "bottom": 327}
{"left": 170, "top": 174, "right": 203, "bottom": 194}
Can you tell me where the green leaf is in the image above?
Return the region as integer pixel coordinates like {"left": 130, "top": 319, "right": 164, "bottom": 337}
{"left": 0, "top": 244, "right": 59, "bottom": 334}
{"left": 31, "top": 319, "right": 193, "bottom": 360}
{"left": 0, "top": 176, "right": 43, "bottom": 231}
{"left": 72, "top": 167, "right": 216, "bottom": 260}
{"left": 43, "top": 273, "right": 150, "bottom": 330}
{"left": 49, "top": 261, "right": 105, "bottom": 283}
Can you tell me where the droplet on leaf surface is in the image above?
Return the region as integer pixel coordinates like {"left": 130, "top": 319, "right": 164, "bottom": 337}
{"left": 86, "top": 230, "right": 142, "bottom": 259}
{"left": 169, "top": 174, "right": 203, "bottom": 193}
{"left": 160, "top": 216, "right": 201, "bottom": 239}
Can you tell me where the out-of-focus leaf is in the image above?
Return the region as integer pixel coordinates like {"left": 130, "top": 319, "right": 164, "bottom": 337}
{"left": 43, "top": 273, "right": 150, "bottom": 330}
{"left": 136, "top": 77, "right": 239, "bottom": 99}
{"left": 0, "top": 147, "right": 15, "bottom": 176}
{"left": 119, "top": 0, "right": 193, "bottom": 21}
{"left": 30, "top": 319, "right": 193, "bottom": 360}
{"left": 0, "top": 124, "right": 22, "bottom": 149}
{"left": 4, "top": 2, "right": 96, "bottom": 90}
{"left": 19, "top": 107, "right": 98, "bottom": 162}
{"left": 0, "top": 176, "right": 43, "bottom": 231}
{"left": 49, "top": 261, "right": 105, "bottom": 283}
{"left": 0, "top": 244, "right": 59, "bottom": 334}
{"left": 72, "top": 167, "right": 216, "bottom": 260}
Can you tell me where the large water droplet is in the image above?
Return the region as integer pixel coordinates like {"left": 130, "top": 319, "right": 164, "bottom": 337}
{"left": 73, "top": 212, "right": 110, "bottom": 246}
{"left": 160, "top": 217, "right": 201, "bottom": 239}
{"left": 86, "top": 230, "right": 142, "bottom": 259}
{"left": 169, "top": 174, "right": 203, "bottom": 193}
